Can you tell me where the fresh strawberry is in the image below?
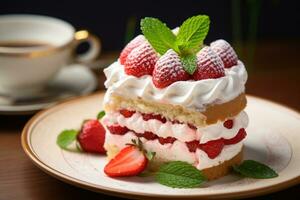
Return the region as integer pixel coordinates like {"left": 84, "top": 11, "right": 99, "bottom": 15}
{"left": 142, "top": 113, "right": 166, "bottom": 123}
{"left": 107, "top": 124, "right": 129, "bottom": 135}
{"left": 158, "top": 136, "right": 176, "bottom": 145}
{"left": 210, "top": 39, "right": 238, "bottom": 68}
{"left": 223, "top": 119, "right": 234, "bottom": 129}
{"left": 77, "top": 119, "right": 106, "bottom": 153}
{"left": 186, "top": 140, "right": 199, "bottom": 152}
{"left": 152, "top": 49, "right": 190, "bottom": 88}
{"left": 199, "top": 139, "right": 224, "bottom": 159}
{"left": 171, "top": 119, "right": 181, "bottom": 124}
{"left": 124, "top": 42, "right": 158, "bottom": 77}
{"left": 188, "top": 123, "right": 197, "bottom": 130}
{"left": 104, "top": 145, "right": 148, "bottom": 177}
{"left": 135, "top": 131, "right": 158, "bottom": 140}
{"left": 193, "top": 46, "right": 225, "bottom": 80}
{"left": 119, "top": 35, "right": 146, "bottom": 65}
{"left": 142, "top": 131, "right": 159, "bottom": 140}
{"left": 120, "top": 109, "right": 136, "bottom": 118}
{"left": 224, "top": 128, "right": 247, "bottom": 145}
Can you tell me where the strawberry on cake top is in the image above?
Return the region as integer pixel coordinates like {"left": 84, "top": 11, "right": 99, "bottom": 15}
{"left": 102, "top": 15, "right": 248, "bottom": 180}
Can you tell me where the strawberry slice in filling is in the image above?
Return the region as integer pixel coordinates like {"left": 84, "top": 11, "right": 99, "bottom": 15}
{"left": 107, "top": 122, "right": 247, "bottom": 159}
{"left": 104, "top": 110, "right": 247, "bottom": 159}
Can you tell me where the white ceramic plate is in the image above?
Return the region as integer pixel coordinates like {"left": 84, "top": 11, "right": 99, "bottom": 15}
{"left": 21, "top": 93, "right": 300, "bottom": 199}
{"left": 0, "top": 64, "right": 97, "bottom": 115}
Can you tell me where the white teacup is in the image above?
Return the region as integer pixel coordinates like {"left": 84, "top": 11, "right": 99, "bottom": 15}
{"left": 0, "top": 14, "right": 101, "bottom": 98}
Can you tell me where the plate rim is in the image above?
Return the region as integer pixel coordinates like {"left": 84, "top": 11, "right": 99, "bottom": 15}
{"left": 21, "top": 92, "right": 300, "bottom": 199}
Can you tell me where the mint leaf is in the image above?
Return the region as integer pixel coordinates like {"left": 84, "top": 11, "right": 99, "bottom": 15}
{"left": 181, "top": 54, "right": 197, "bottom": 75}
{"left": 141, "top": 17, "right": 177, "bottom": 55}
{"left": 56, "top": 129, "right": 78, "bottom": 150}
{"left": 97, "top": 110, "right": 105, "bottom": 120}
{"left": 155, "top": 161, "right": 206, "bottom": 188}
{"left": 233, "top": 160, "right": 278, "bottom": 179}
{"left": 176, "top": 15, "right": 210, "bottom": 53}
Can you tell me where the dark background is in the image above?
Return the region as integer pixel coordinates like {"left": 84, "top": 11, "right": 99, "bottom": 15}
{"left": 1, "top": 0, "right": 299, "bottom": 51}
{"left": 1, "top": 1, "right": 300, "bottom": 200}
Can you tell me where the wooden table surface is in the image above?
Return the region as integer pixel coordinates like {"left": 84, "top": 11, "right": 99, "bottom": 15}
{"left": 1, "top": 48, "right": 300, "bottom": 200}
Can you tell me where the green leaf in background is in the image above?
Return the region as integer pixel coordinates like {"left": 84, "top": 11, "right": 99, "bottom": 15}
{"left": 176, "top": 15, "right": 210, "bottom": 53}
{"left": 56, "top": 129, "right": 78, "bottom": 150}
{"left": 181, "top": 54, "right": 197, "bottom": 75}
{"left": 155, "top": 161, "right": 206, "bottom": 188}
{"left": 97, "top": 110, "right": 106, "bottom": 120}
{"left": 141, "top": 17, "right": 177, "bottom": 55}
{"left": 233, "top": 160, "right": 278, "bottom": 179}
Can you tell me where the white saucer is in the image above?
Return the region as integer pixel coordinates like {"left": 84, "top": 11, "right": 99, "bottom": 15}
{"left": 0, "top": 64, "right": 97, "bottom": 115}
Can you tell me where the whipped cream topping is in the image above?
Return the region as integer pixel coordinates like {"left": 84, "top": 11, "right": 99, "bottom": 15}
{"left": 102, "top": 111, "right": 248, "bottom": 143}
{"left": 104, "top": 60, "right": 247, "bottom": 111}
{"left": 104, "top": 130, "right": 243, "bottom": 170}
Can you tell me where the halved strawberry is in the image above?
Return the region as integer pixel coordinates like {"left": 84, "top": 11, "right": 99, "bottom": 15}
{"left": 152, "top": 49, "right": 190, "bottom": 88}
{"left": 188, "top": 123, "right": 197, "bottom": 130}
{"left": 135, "top": 131, "right": 157, "bottom": 140}
{"left": 120, "top": 109, "right": 136, "bottom": 118}
{"left": 158, "top": 136, "right": 176, "bottom": 145}
{"left": 104, "top": 145, "right": 148, "bottom": 177}
{"left": 199, "top": 139, "right": 224, "bottom": 159}
{"left": 193, "top": 46, "right": 225, "bottom": 80}
{"left": 142, "top": 131, "right": 159, "bottom": 140}
{"left": 186, "top": 140, "right": 199, "bottom": 152}
{"left": 107, "top": 124, "right": 129, "bottom": 135}
{"left": 124, "top": 42, "right": 158, "bottom": 77}
{"left": 224, "top": 128, "right": 247, "bottom": 145}
{"left": 119, "top": 35, "right": 146, "bottom": 65}
{"left": 77, "top": 119, "right": 106, "bottom": 153}
{"left": 142, "top": 113, "right": 166, "bottom": 123}
{"left": 223, "top": 119, "right": 234, "bottom": 129}
{"left": 210, "top": 39, "right": 238, "bottom": 68}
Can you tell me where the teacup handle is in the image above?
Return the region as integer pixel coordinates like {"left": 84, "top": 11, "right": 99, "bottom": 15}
{"left": 73, "top": 30, "right": 101, "bottom": 63}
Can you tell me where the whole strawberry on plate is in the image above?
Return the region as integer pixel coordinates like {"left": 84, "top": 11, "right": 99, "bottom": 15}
{"left": 56, "top": 111, "right": 106, "bottom": 154}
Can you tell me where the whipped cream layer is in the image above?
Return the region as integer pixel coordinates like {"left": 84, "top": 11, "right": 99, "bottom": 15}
{"left": 104, "top": 61, "right": 247, "bottom": 111}
{"left": 102, "top": 111, "right": 248, "bottom": 143}
{"left": 104, "top": 130, "right": 243, "bottom": 170}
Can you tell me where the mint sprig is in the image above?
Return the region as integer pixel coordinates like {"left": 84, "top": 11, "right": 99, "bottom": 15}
{"left": 155, "top": 161, "right": 206, "bottom": 188}
{"left": 140, "top": 15, "right": 210, "bottom": 75}
{"left": 181, "top": 54, "right": 197, "bottom": 75}
{"left": 141, "top": 17, "right": 177, "bottom": 55}
{"left": 176, "top": 15, "right": 210, "bottom": 54}
{"left": 56, "top": 129, "right": 78, "bottom": 150}
{"left": 233, "top": 160, "right": 278, "bottom": 179}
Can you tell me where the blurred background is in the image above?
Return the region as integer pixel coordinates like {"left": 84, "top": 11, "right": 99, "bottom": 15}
{"left": 1, "top": 1, "right": 300, "bottom": 199}
{"left": 0, "top": 0, "right": 299, "bottom": 106}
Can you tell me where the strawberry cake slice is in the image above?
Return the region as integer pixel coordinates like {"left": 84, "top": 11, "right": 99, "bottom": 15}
{"left": 102, "top": 15, "right": 248, "bottom": 180}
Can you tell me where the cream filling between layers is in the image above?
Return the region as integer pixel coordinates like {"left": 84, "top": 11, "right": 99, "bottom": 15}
{"left": 104, "top": 60, "right": 247, "bottom": 111}
{"left": 104, "top": 130, "right": 243, "bottom": 170}
{"left": 102, "top": 111, "right": 248, "bottom": 143}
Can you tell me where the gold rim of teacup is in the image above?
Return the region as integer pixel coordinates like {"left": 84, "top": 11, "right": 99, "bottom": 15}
{"left": 0, "top": 29, "right": 99, "bottom": 59}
